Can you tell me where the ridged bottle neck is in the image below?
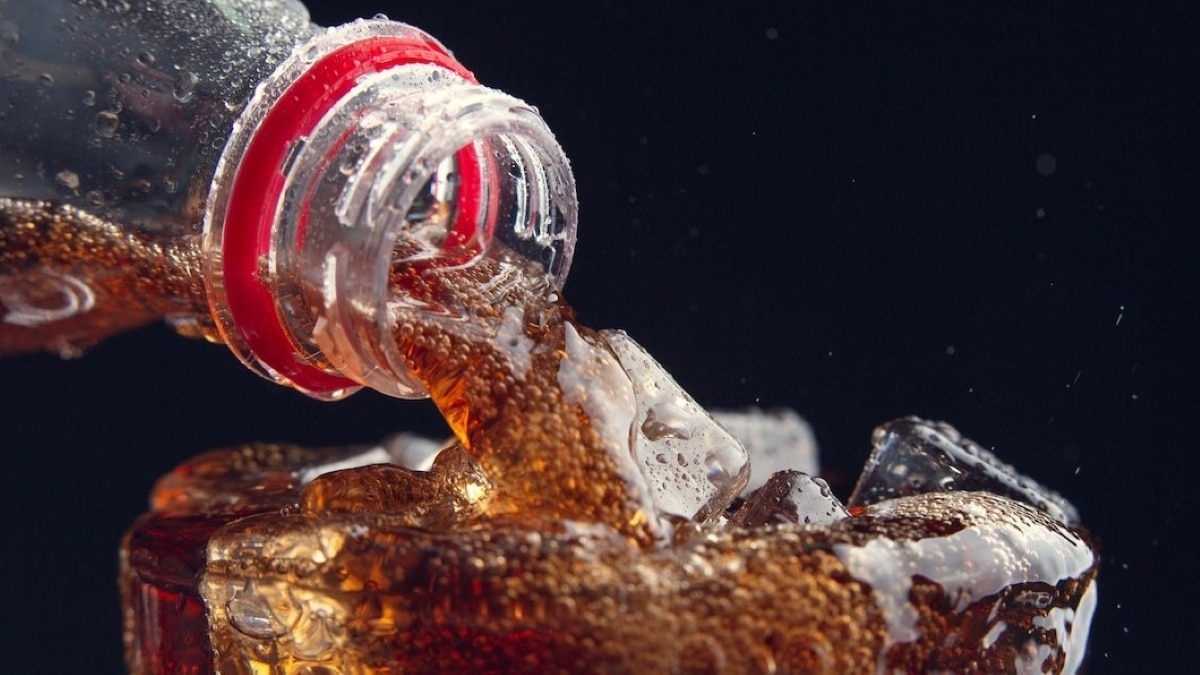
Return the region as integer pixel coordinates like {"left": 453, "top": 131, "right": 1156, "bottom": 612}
{"left": 204, "top": 21, "right": 577, "bottom": 400}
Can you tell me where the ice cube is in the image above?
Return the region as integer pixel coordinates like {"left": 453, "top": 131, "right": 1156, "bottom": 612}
{"left": 729, "top": 470, "right": 849, "bottom": 527}
{"left": 601, "top": 330, "right": 750, "bottom": 522}
{"left": 847, "top": 417, "right": 1080, "bottom": 525}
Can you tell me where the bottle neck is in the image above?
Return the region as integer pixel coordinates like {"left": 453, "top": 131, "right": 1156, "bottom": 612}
{"left": 204, "top": 21, "right": 577, "bottom": 400}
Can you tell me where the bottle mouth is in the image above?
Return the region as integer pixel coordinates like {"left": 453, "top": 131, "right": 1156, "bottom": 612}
{"left": 203, "top": 21, "right": 577, "bottom": 400}
{"left": 305, "top": 73, "right": 578, "bottom": 398}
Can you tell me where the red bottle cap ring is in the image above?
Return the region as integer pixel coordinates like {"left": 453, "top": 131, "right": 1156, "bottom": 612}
{"left": 222, "top": 35, "right": 478, "bottom": 396}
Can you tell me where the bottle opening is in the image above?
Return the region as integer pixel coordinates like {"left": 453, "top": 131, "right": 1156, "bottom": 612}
{"left": 204, "top": 22, "right": 575, "bottom": 400}
{"left": 386, "top": 129, "right": 575, "bottom": 317}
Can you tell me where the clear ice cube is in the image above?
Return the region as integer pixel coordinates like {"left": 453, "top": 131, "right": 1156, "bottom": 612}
{"left": 847, "top": 417, "right": 1080, "bottom": 525}
{"left": 729, "top": 470, "right": 849, "bottom": 527}
{"left": 601, "top": 330, "right": 750, "bottom": 521}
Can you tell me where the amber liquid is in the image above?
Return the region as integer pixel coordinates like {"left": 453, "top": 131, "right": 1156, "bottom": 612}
{"left": 106, "top": 226, "right": 1099, "bottom": 673}
{"left": 391, "top": 295, "right": 661, "bottom": 544}
{"left": 0, "top": 199, "right": 208, "bottom": 356}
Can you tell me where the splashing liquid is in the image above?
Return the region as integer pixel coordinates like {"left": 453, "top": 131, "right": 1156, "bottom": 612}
{"left": 123, "top": 245, "right": 1100, "bottom": 673}
{"left": 385, "top": 253, "right": 662, "bottom": 545}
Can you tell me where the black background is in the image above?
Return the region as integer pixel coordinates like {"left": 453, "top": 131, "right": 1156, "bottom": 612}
{"left": 2, "top": 2, "right": 1195, "bottom": 672}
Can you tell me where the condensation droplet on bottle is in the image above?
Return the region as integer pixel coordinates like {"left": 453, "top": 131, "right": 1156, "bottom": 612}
{"left": 136, "top": 51, "right": 155, "bottom": 67}
{"left": 117, "top": 72, "right": 132, "bottom": 85}
{"left": 0, "top": 20, "right": 18, "bottom": 43}
{"left": 85, "top": 190, "right": 106, "bottom": 207}
{"left": 94, "top": 110, "right": 119, "bottom": 138}
{"left": 339, "top": 144, "right": 365, "bottom": 176}
{"left": 54, "top": 338, "right": 88, "bottom": 360}
{"left": 81, "top": 90, "right": 96, "bottom": 106}
{"left": 55, "top": 169, "right": 80, "bottom": 190}
{"left": 300, "top": 43, "right": 320, "bottom": 63}
{"left": 162, "top": 174, "right": 179, "bottom": 194}
{"left": 37, "top": 73, "right": 53, "bottom": 88}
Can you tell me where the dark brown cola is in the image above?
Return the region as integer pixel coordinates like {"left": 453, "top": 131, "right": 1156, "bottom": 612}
{"left": 121, "top": 297, "right": 1100, "bottom": 674}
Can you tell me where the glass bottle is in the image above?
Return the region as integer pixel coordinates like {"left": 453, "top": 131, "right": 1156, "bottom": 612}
{"left": 0, "top": 0, "right": 577, "bottom": 400}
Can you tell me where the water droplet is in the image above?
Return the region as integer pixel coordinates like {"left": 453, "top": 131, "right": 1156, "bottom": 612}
{"left": 52, "top": 337, "right": 87, "bottom": 358}
{"left": 85, "top": 190, "right": 105, "bottom": 207}
{"left": 55, "top": 169, "right": 80, "bottom": 190}
{"left": 338, "top": 143, "right": 365, "bottom": 176}
{"left": 81, "top": 90, "right": 96, "bottom": 106}
{"left": 94, "top": 110, "right": 119, "bottom": 138}
{"left": 136, "top": 51, "right": 155, "bottom": 66}
{"left": 37, "top": 73, "right": 53, "bottom": 88}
